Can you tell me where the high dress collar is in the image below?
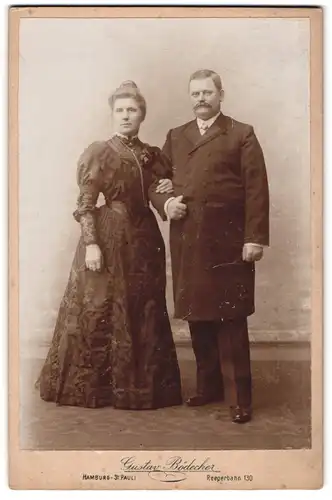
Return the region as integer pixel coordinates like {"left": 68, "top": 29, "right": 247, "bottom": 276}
{"left": 113, "top": 132, "right": 140, "bottom": 148}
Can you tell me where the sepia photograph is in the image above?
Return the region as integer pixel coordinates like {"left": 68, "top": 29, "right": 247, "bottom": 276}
{"left": 9, "top": 5, "right": 323, "bottom": 490}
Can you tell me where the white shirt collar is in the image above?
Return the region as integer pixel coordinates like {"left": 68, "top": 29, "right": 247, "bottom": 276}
{"left": 197, "top": 111, "right": 221, "bottom": 132}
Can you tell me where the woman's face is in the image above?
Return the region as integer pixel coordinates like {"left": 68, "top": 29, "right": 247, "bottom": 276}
{"left": 112, "top": 97, "right": 144, "bottom": 137}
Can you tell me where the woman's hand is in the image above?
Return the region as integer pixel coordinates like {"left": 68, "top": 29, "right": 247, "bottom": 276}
{"left": 155, "top": 178, "right": 173, "bottom": 194}
{"left": 85, "top": 244, "right": 102, "bottom": 271}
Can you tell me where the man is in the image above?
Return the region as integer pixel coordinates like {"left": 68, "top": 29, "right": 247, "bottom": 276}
{"left": 149, "top": 69, "right": 269, "bottom": 423}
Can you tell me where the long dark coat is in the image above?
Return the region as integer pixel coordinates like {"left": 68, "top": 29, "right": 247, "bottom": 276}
{"left": 149, "top": 113, "right": 270, "bottom": 321}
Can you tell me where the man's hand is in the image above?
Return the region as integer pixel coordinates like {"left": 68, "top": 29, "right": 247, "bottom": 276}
{"left": 242, "top": 243, "right": 264, "bottom": 262}
{"left": 167, "top": 195, "right": 187, "bottom": 220}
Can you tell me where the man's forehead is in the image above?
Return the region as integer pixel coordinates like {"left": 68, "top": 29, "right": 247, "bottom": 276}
{"left": 189, "top": 77, "right": 217, "bottom": 91}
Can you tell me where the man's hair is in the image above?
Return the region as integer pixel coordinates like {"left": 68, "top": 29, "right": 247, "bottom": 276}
{"left": 189, "top": 69, "right": 223, "bottom": 92}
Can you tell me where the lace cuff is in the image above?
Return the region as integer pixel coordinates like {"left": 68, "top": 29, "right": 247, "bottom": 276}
{"left": 73, "top": 142, "right": 105, "bottom": 245}
{"left": 78, "top": 212, "right": 97, "bottom": 245}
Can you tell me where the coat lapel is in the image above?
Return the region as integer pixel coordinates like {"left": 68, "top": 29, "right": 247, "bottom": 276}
{"left": 183, "top": 120, "right": 201, "bottom": 147}
{"left": 188, "top": 113, "right": 230, "bottom": 154}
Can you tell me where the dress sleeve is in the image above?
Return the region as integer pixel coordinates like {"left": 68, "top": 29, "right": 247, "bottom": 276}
{"left": 150, "top": 146, "right": 173, "bottom": 180}
{"left": 148, "top": 147, "right": 174, "bottom": 221}
{"left": 73, "top": 142, "right": 104, "bottom": 245}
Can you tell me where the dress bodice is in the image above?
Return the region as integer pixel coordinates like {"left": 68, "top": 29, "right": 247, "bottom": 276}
{"left": 73, "top": 136, "right": 172, "bottom": 245}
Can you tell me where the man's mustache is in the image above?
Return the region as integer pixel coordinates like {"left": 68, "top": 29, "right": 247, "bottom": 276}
{"left": 195, "top": 102, "right": 212, "bottom": 109}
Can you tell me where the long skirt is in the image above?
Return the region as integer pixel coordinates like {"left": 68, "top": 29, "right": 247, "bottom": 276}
{"left": 37, "top": 202, "right": 183, "bottom": 409}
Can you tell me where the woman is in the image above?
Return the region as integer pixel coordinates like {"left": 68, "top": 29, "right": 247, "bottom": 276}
{"left": 37, "top": 81, "right": 183, "bottom": 409}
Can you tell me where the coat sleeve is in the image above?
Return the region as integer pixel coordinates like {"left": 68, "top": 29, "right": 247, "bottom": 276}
{"left": 73, "top": 142, "right": 104, "bottom": 245}
{"left": 240, "top": 126, "right": 270, "bottom": 246}
{"left": 148, "top": 131, "right": 174, "bottom": 221}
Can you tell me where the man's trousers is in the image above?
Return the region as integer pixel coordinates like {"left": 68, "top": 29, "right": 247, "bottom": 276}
{"left": 188, "top": 317, "right": 252, "bottom": 408}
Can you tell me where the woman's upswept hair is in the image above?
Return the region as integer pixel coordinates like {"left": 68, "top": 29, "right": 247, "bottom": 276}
{"left": 108, "top": 80, "right": 147, "bottom": 119}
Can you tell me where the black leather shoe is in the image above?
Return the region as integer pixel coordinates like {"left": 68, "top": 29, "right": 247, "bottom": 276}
{"left": 186, "top": 394, "right": 224, "bottom": 407}
{"left": 230, "top": 406, "right": 252, "bottom": 424}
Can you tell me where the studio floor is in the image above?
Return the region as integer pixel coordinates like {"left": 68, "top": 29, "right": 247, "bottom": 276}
{"left": 20, "top": 344, "right": 311, "bottom": 451}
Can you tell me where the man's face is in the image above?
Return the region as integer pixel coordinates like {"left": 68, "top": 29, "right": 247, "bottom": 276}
{"left": 189, "top": 77, "right": 223, "bottom": 120}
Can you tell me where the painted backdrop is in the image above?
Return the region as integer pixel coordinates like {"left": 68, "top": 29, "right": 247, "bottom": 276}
{"left": 19, "top": 17, "right": 311, "bottom": 356}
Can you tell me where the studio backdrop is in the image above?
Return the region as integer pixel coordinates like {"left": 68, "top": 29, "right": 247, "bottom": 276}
{"left": 19, "top": 17, "right": 311, "bottom": 357}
